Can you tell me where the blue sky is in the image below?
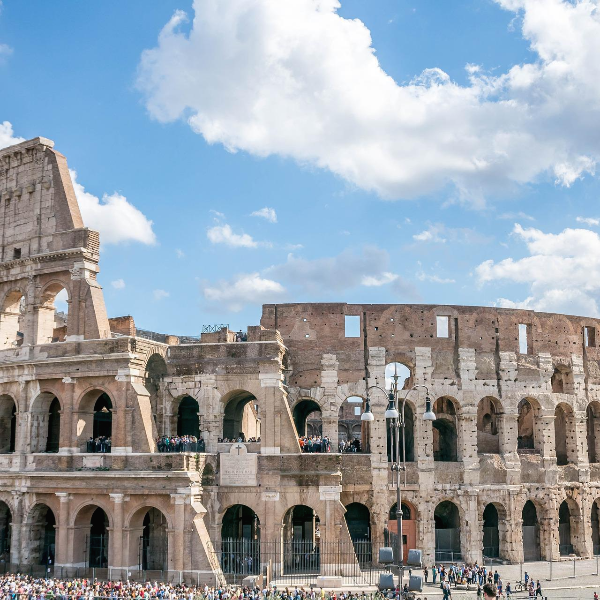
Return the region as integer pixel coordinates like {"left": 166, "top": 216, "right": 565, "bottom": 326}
{"left": 2, "top": 0, "right": 600, "bottom": 334}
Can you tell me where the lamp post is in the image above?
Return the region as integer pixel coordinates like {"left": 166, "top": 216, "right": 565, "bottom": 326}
{"left": 361, "top": 369, "right": 436, "bottom": 590}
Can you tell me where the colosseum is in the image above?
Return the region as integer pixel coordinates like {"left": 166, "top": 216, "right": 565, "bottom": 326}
{"left": 0, "top": 136, "right": 599, "bottom": 583}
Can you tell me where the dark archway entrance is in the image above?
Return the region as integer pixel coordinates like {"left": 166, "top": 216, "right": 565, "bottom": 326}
{"left": 27, "top": 505, "right": 55, "bottom": 565}
{"left": 592, "top": 502, "right": 600, "bottom": 556}
{"left": 89, "top": 507, "right": 109, "bottom": 567}
{"left": 293, "top": 400, "right": 322, "bottom": 437}
{"left": 282, "top": 505, "right": 320, "bottom": 574}
{"left": 388, "top": 503, "right": 416, "bottom": 561}
{"left": 517, "top": 399, "right": 537, "bottom": 450}
{"left": 434, "top": 501, "right": 461, "bottom": 562}
{"left": 433, "top": 398, "right": 458, "bottom": 461}
{"left": 522, "top": 501, "right": 540, "bottom": 561}
{"left": 0, "top": 501, "right": 11, "bottom": 562}
{"left": 344, "top": 503, "right": 371, "bottom": 566}
{"left": 482, "top": 504, "right": 499, "bottom": 558}
{"left": 46, "top": 397, "right": 60, "bottom": 453}
{"left": 93, "top": 394, "right": 112, "bottom": 439}
{"left": 0, "top": 396, "right": 16, "bottom": 453}
{"left": 223, "top": 391, "right": 260, "bottom": 442}
{"left": 221, "top": 504, "right": 261, "bottom": 577}
{"left": 477, "top": 397, "right": 501, "bottom": 454}
{"left": 559, "top": 501, "right": 573, "bottom": 556}
{"left": 141, "top": 508, "right": 168, "bottom": 571}
{"left": 177, "top": 396, "right": 200, "bottom": 437}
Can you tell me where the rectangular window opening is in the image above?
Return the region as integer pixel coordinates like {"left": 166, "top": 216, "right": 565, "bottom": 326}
{"left": 585, "top": 326, "right": 596, "bottom": 348}
{"left": 13, "top": 248, "right": 21, "bottom": 259}
{"left": 436, "top": 315, "right": 449, "bottom": 338}
{"left": 345, "top": 315, "right": 361, "bottom": 338}
{"left": 518, "top": 323, "right": 530, "bottom": 354}
{"left": 354, "top": 406, "right": 361, "bottom": 416}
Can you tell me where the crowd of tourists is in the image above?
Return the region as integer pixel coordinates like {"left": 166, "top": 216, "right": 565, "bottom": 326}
{"left": 338, "top": 439, "right": 361, "bottom": 453}
{"left": 85, "top": 437, "right": 111, "bottom": 453}
{"left": 299, "top": 436, "right": 331, "bottom": 453}
{"left": 424, "top": 563, "right": 546, "bottom": 598}
{"left": 217, "top": 437, "right": 260, "bottom": 443}
{"left": 156, "top": 436, "right": 205, "bottom": 453}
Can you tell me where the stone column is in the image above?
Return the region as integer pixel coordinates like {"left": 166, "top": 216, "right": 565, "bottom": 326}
{"left": 575, "top": 410, "right": 591, "bottom": 482}
{"left": 538, "top": 412, "right": 558, "bottom": 484}
{"left": 504, "top": 491, "right": 523, "bottom": 563}
{"left": 9, "top": 492, "right": 23, "bottom": 565}
{"left": 54, "top": 493, "right": 71, "bottom": 566}
{"left": 171, "top": 493, "right": 186, "bottom": 572}
{"left": 58, "top": 379, "right": 77, "bottom": 453}
{"left": 459, "top": 411, "right": 479, "bottom": 484}
{"left": 540, "top": 514, "right": 559, "bottom": 561}
{"left": 498, "top": 410, "right": 521, "bottom": 483}
{"left": 462, "top": 492, "right": 481, "bottom": 564}
{"left": 420, "top": 500, "right": 436, "bottom": 566}
{"left": 321, "top": 414, "right": 338, "bottom": 448}
{"left": 109, "top": 493, "right": 127, "bottom": 576}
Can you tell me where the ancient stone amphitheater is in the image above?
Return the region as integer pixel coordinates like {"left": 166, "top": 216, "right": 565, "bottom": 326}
{"left": 0, "top": 136, "right": 598, "bottom": 583}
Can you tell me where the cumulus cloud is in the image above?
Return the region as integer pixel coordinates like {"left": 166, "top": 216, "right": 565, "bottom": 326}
{"left": 202, "top": 272, "right": 286, "bottom": 312}
{"left": 153, "top": 289, "right": 170, "bottom": 301}
{"left": 70, "top": 171, "right": 156, "bottom": 246}
{"left": 111, "top": 279, "right": 126, "bottom": 290}
{"left": 251, "top": 207, "right": 277, "bottom": 223}
{"left": 206, "top": 223, "right": 261, "bottom": 248}
{"left": 0, "top": 121, "right": 24, "bottom": 149}
{"left": 362, "top": 272, "right": 398, "bottom": 286}
{"left": 476, "top": 223, "right": 600, "bottom": 316}
{"left": 137, "top": 0, "right": 600, "bottom": 204}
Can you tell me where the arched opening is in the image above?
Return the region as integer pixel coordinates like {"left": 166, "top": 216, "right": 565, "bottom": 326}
{"left": 38, "top": 284, "right": 69, "bottom": 344}
{"left": 477, "top": 397, "right": 501, "bottom": 454}
{"left": 89, "top": 507, "right": 109, "bottom": 567}
{"left": 592, "top": 502, "right": 600, "bottom": 556}
{"left": 386, "top": 402, "right": 414, "bottom": 463}
{"left": 145, "top": 354, "right": 167, "bottom": 430}
{"left": 77, "top": 390, "right": 113, "bottom": 452}
{"left": 293, "top": 399, "right": 322, "bottom": 439}
{"left": 517, "top": 398, "right": 539, "bottom": 451}
{"left": 552, "top": 365, "right": 574, "bottom": 394}
{"left": 434, "top": 501, "right": 461, "bottom": 562}
{"left": 338, "top": 397, "right": 365, "bottom": 452}
{"left": 0, "top": 501, "right": 11, "bottom": 563}
{"left": 555, "top": 403, "right": 576, "bottom": 465}
{"left": 522, "top": 501, "right": 541, "bottom": 561}
{"left": 201, "top": 463, "right": 215, "bottom": 487}
{"left": 72, "top": 505, "right": 110, "bottom": 568}
{"left": 482, "top": 504, "right": 500, "bottom": 559}
{"left": 282, "top": 505, "right": 320, "bottom": 574}
{"left": 0, "top": 395, "right": 16, "bottom": 453}
{"left": 25, "top": 505, "right": 55, "bottom": 565}
{"left": 177, "top": 396, "right": 200, "bottom": 437}
{"left": 388, "top": 503, "right": 416, "bottom": 561}
{"left": 587, "top": 402, "right": 600, "bottom": 463}
{"left": 385, "top": 362, "right": 412, "bottom": 391}
{"left": 344, "top": 503, "right": 372, "bottom": 565}
{"left": 433, "top": 397, "right": 458, "bottom": 462}
{"left": 141, "top": 508, "right": 168, "bottom": 571}
{"left": 222, "top": 391, "right": 260, "bottom": 442}
{"left": 559, "top": 500, "right": 574, "bottom": 556}
{"left": 221, "top": 505, "right": 260, "bottom": 576}
{"left": 0, "top": 289, "right": 25, "bottom": 348}
{"left": 92, "top": 394, "right": 112, "bottom": 451}
{"left": 30, "top": 393, "right": 61, "bottom": 453}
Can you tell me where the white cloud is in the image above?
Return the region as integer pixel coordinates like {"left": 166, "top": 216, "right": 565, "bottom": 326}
{"left": 210, "top": 209, "right": 225, "bottom": 220}
{"left": 207, "top": 223, "right": 261, "bottom": 248}
{"left": 251, "top": 207, "right": 277, "bottom": 223}
{"left": 202, "top": 272, "right": 286, "bottom": 312}
{"left": 413, "top": 224, "right": 447, "bottom": 243}
{"left": 576, "top": 216, "right": 600, "bottom": 226}
{"left": 111, "top": 279, "right": 126, "bottom": 290}
{"left": 153, "top": 289, "right": 170, "bottom": 301}
{"left": 176, "top": 248, "right": 185, "bottom": 258}
{"left": 0, "top": 44, "right": 12, "bottom": 64}
{"left": 417, "top": 271, "right": 456, "bottom": 284}
{"left": 413, "top": 222, "right": 486, "bottom": 244}
{"left": 69, "top": 170, "right": 156, "bottom": 245}
{"left": 498, "top": 211, "right": 535, "bottom": 221}
{"left": 0, "top": 121, "right": 24, "bottom": 149}
{"left": 138, "top": 0, "right": 600, "bottom": 204}
{"left": 362, "top": 272, "right": 398, "bottom": 286}
{"left": 477, "top": 223, "right": 600, "bottom": 316}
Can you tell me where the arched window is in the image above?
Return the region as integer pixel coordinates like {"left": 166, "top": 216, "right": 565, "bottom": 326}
{"left": 517, "top": 399, "right": 539, "bottom": 451}
{"left": 177, "top": 396, "right": 199, "bottom": 437}
{"left": 477, "top": 397, "right": 501, "bottom": 454}
{"left": 522, "top": 500, "right": 540, "bottom": 561}
{"left": 282, "top": 505, "right": 320, "bottom": 574}
{"left": 293, "top": 400, "right": 322, "bottom": 438}
{"left": 434, "top": 501, "right": 461, "bottom": 562}
{"left": 93, "top": 394, "right": 112, "bottom": 440}
{"left": 552, "top": 365, "right": 574, "bottom": 394}
{"left": 592, "top": 502, "right": 600, "bottom": 556}
{"left": 30, "top": 393, "right": 60, "bottom": 453}
{"left": 432, "top": 398, "right": 458, "bottom": 462}
{"left": 141, "top": 508, "right": 168, "bottom": 571}
{"left": 338, "top": 396, "right": 365, "bottom": 452}
{"left": 222, "top": 391, "right": 260, "bottom": 442}
{"left": 0, "top": 501, "right": 11, "bottom": 561}
{"left": 482, "top": 504, "right": 499, "bottom": 558}
{"left": 37, "top": 284, "right": 69, "bottom": 344}
{"left": 559, "top": 501, "right": 573, "bottom": 556}
{"left": 0, "top": 396, "right": 16, "bottom": 453}
{"left": 555, "top": 403, "right": 576, "bottom": 465}
{"left": 25, "top": 505, "right": 55, "bottom": 566}
{"left": 587, "top": 403, "right": 600, "bottom": 463}
{"left": 46, "top": 397, "right": 60, "bottom": 453}
{"left": 89, "top": 507, "right": 109, "bottom": 568}
{"left": 0, "top": 289, "right": 25, "bottom": 348}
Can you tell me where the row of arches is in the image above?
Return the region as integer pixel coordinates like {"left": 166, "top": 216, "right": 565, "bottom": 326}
{"left": 0, "top": 500, "right": 168, "bottom": 570}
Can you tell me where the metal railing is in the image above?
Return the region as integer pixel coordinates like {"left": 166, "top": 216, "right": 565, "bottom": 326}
{"left": 201, "top": 324, "right": 229, "bottom": 334}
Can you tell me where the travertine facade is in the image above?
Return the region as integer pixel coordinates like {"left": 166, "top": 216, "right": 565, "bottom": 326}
{"left": 1, "top": 137, "right": 600, "bottom": 582}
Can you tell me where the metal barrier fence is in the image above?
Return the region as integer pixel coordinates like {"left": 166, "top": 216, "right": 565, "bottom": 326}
{"left": 157, "top": 443, "right": 205, "bottom": 453}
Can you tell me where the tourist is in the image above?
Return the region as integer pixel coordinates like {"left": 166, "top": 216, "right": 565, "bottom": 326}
{"left": 482, "top": 583, "right": 497, "bottom": 600}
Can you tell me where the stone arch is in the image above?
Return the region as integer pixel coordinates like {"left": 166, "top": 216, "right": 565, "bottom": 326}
{"left": 0, "top": 500, "right": 11, "bottom": 562}
{"left": 388, "top": 501, "right": 418, "bottom": 561}
{"left": 477, "top": 397, "right": 502, "bottom": 454}
{"left": 517, "top": 397, "right": 541, "bottom": 452}
{"left": 338, "top": 395, "right": 367, "bottom": 451}
{"left": 587, "top": 401, "right": 600, "bottom": 464}
{"left": 434, "top": 500, "right": 462, "bottom": 561}
{"left": 293, "top": 399, "right": 322, "bottom": 438}
{"left": 29, "top": 393, "right": 61, "bottom": 453}
{"left": 177, "top": 395, "right": 200, "bottom": 437}
{"left": 282, "top": 505, "right": 320, "bottom": 574}
{"left": 72, "top": 503, "right": 111, "bottom": 567}
{"left": 482, "top": 502, "right": 508, "bottom": 560}
{"left": 76, "top": 388, "right": 114, "bottom": 451}
{"left": 558, "top": 496, "right": 583, "bottom": 557}
{"left": 592, "top": 499, "right": 600, "bottom": 556}
{"left": 522, "top": 499, "right": 541, "bottom": 561}
{"left": 552, "top": 363, "right": 575, "bottom": 394}
{"left": 433, "top": 397, "right": 459, "bottom": 462}
{"left": 37, "top": 280, "right": 70, "bottom": 344}
{"left": 0, "top": 395, "right": 16, "bottom": 453}
{"left": 0, "top": 287, "right": 26, "bottom": 348}
{"left": 127, "top": 506, "right": 169, "bottom": 571}
{"left": 23, "top": 504, "right": 56, "bottom": 565}
{"left": 144, "top": 353, "right": 167, "bottom": 429}
{"left": 221, "top": 390, "right": 260, "bottom": 442}
{"left": 384, "top": 361, "right": 413, "bottom": 391}
{"left": 555, "top": 402, "right": 577, "bottom": 465}
{"left": 344, "top": 502, "right": 371, "bottom": 566}
{"left": 220, "top": 504, "right": 261, "bottom": 576}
